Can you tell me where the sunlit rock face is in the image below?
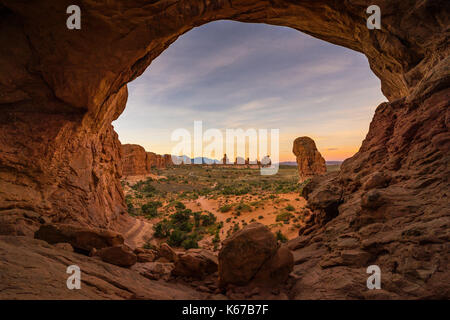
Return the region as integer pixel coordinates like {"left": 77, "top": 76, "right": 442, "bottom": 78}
{"left": 0, "top": 0, "right": 448, "bottom": 299}
{"left": 121, "top": 144, "right": 149, "bottom": 176}
{"left": 121, "top": 144, "right": 172, "bottom": 177}
{"left": 292, "top": 137, "right": 326, "bottom": 183}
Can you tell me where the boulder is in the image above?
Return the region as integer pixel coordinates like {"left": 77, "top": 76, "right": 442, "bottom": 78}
{"left": 136, "top": 249, "right": 158, "bottom": 263}
{"left": 34, "top": 223, "right": 124, "bottom": 252}
{"left": 131, "top": 262, "right": 175, "bottom": 281}
{"left": 361, "top": 190, "right": 385, "bottom": 210}
{"left": 54, "top": 242, "right": 74, "bottom": 252}
{"left": 218, "top": 223, "right": 278, "bottom": 287}
{"left": 363, "top": 171, "right": 391, "bottom": 190}
{"left": 172, "top": 249, "right": 218, "bottom": 278}
{"left": 292, "top": 137, "right": 326, "bottom": 182}
{"left": 158, "top": 243, "right": 179, "bottom": 263}
{"left": 253, "top": 246, "right": 294, "bottom": 287}
{"left": 97, "top": 244, "right": 137, "bottom": 267}
{"left": 0, "top": 235, "right": 202, "bottom": 299}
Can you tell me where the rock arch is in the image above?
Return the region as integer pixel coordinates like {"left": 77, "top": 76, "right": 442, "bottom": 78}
{"left": 0, "top": 0, "right": 448, "bottom": 235}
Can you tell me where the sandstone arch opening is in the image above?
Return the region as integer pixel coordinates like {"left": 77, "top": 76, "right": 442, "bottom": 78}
{"left": 2, "top": 0, "right": 445, "bottom": 232}
{"left": 1, "top": 1, "right": 437, "bottom": 229}
{"left": 113, "top": 20, "right": 387, "bottom": 248}
{"left": 0, "top": 1, "right": 448, "bottom": 300}
{"left": 114, "top": 20, "right": 385, "bottom": 167}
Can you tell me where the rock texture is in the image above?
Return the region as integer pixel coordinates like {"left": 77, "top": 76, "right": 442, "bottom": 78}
{"left": 0, "top": 0, "right": 447, "bottom": 230}
{"left": 0, "top": 0, "right": 448, "bottom": 299}
{"left": 35, "top": 223, "right": 124, "bottom": 252}
{"left": 292, "top": 88, "right": 450, "bottom": 299}
{"left": 96, "top": 244, "right": 137, "bottom": 268}
{"left": 121, "top": 144, "right": 149, "bottom": 176}
{"left": 172, "top": 249, "right": 218, "bottom": 279}
{"left": 132, "top": 262, "right": 175, "bottom": 281}
{"left": 121, "top": 144, "right": 172, "bottom": 176}
{"left": 158, "top": 243, "right": 179, "bottom": 263}
{"left": 292, "top": 137, "right": 327, "bottom": 182}
{"left": 219, "top": 223, "right": 293, "bottom": 288}
{"left": 0, "top": 236, "right": 203, "bottom": 299}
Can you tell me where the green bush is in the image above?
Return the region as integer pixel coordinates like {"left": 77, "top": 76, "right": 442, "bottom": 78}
{"left": 212, "top": 230, "right": 220, "bottom": 244}
{"left": 276, "top": 211, "right": 293, "bottom": 222}
{"left": 285, "top": 204, "right": 295, "bottom": 212}
{"left": 276, "top": 230, "right": 288, "bottom": 243}
{"left": 168, "top": 229, "right": 187, "bottom": 247}
{"left": 181, "top": 237, "right": 198, "bottom": 249}
{"left": 178, "top": 221, "right": 193, "bottom": 232}
{"left": 219, "top": 204, "right": 233, "bottom": 213}
{"left": 193, "top": 211, "right": 202, "bottom": 227}
{"left": 153, "top": 220, "right": 171, "bottom": 238}
{"left": 170, "top": 209, "right": 191, "bottom": 224}
{"left": 142, "top": 201, "right": 162, "bottom": 218}
{"left": 235, "top": 202, "right": 252, "bottom": 213}
{"left": 200, "top": 212, "right": 217, "bottom": 226}
{"left": 174, "top": 201, "right": 186, "bottom": 210}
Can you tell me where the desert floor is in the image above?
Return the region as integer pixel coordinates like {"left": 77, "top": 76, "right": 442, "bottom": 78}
{"left": 122, "top": 164, "right": 339, "bottom": 252}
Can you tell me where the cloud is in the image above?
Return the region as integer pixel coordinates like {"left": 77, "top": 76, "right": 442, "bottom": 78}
{"left": 114, "top": 20, "right": 386, "bottom": 161}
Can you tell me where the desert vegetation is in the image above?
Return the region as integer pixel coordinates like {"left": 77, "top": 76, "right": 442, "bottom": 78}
{"left": 122, "top": 164, "right": 330, "bottom": 251}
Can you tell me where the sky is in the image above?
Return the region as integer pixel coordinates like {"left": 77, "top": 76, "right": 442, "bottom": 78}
{"left": 113, "top": 20, "right": 386, "bottom": 162}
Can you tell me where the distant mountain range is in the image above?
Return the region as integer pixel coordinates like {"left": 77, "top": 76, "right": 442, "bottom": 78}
{"left": 279, "top": 161, "right": 343, "bottom": 166}
{"left": 172, "top": 155, "right": 221, "bottom": 164}
{"left": 171, "top": 157, "right": 343, "bottom": 166}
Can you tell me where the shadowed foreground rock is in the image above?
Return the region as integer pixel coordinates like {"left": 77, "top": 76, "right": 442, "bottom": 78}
{"left": 0, "top": 236, "right": 203, "bottom": 299}
{"left": 173, "top": 249, "right": 218, "bottom": 279}
{"left": 96, "top": 244, "right": 137, "bottom": 268}
{"left": 219, "top": 223, "right": 293, "bottom": 288}
{"left": 35, "top": 223, "right": 124, "bottom": 252}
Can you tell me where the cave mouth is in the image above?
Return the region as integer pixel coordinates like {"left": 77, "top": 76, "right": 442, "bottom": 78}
{"left": 113, "top": 21, "right": 387, "bottom": 242}
{"left": 2, "top": 0, "right": 440, "bottom": 232}
{"left": 113, "top": 20, "right": 386, "bottom": 166}
{"left": 0, "top": 1, "right": 447, "bottom": 300}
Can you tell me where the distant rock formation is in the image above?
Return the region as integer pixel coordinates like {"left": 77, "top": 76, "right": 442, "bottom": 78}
{"left": 292, "top": 137, "right": 326, "bottom": 182}
{"left": 121, "top": 144, "right": 172, "bottom": 176}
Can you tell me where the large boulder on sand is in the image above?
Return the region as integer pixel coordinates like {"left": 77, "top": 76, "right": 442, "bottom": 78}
{"left": 34, "top": 223, "right": 124, "bottom": 252}
{"left": 292, "top": 136, "right": 326, "bottom": 182}
{"left": 218, "top": 223, "right": 293, "bottom": 288}
{"left": 172, "top": 249, "right": 218, "bottom": 278}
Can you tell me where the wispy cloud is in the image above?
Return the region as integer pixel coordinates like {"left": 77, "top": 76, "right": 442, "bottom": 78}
{"left": 114, "top": 20, "right": 386, "bottom": 161}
